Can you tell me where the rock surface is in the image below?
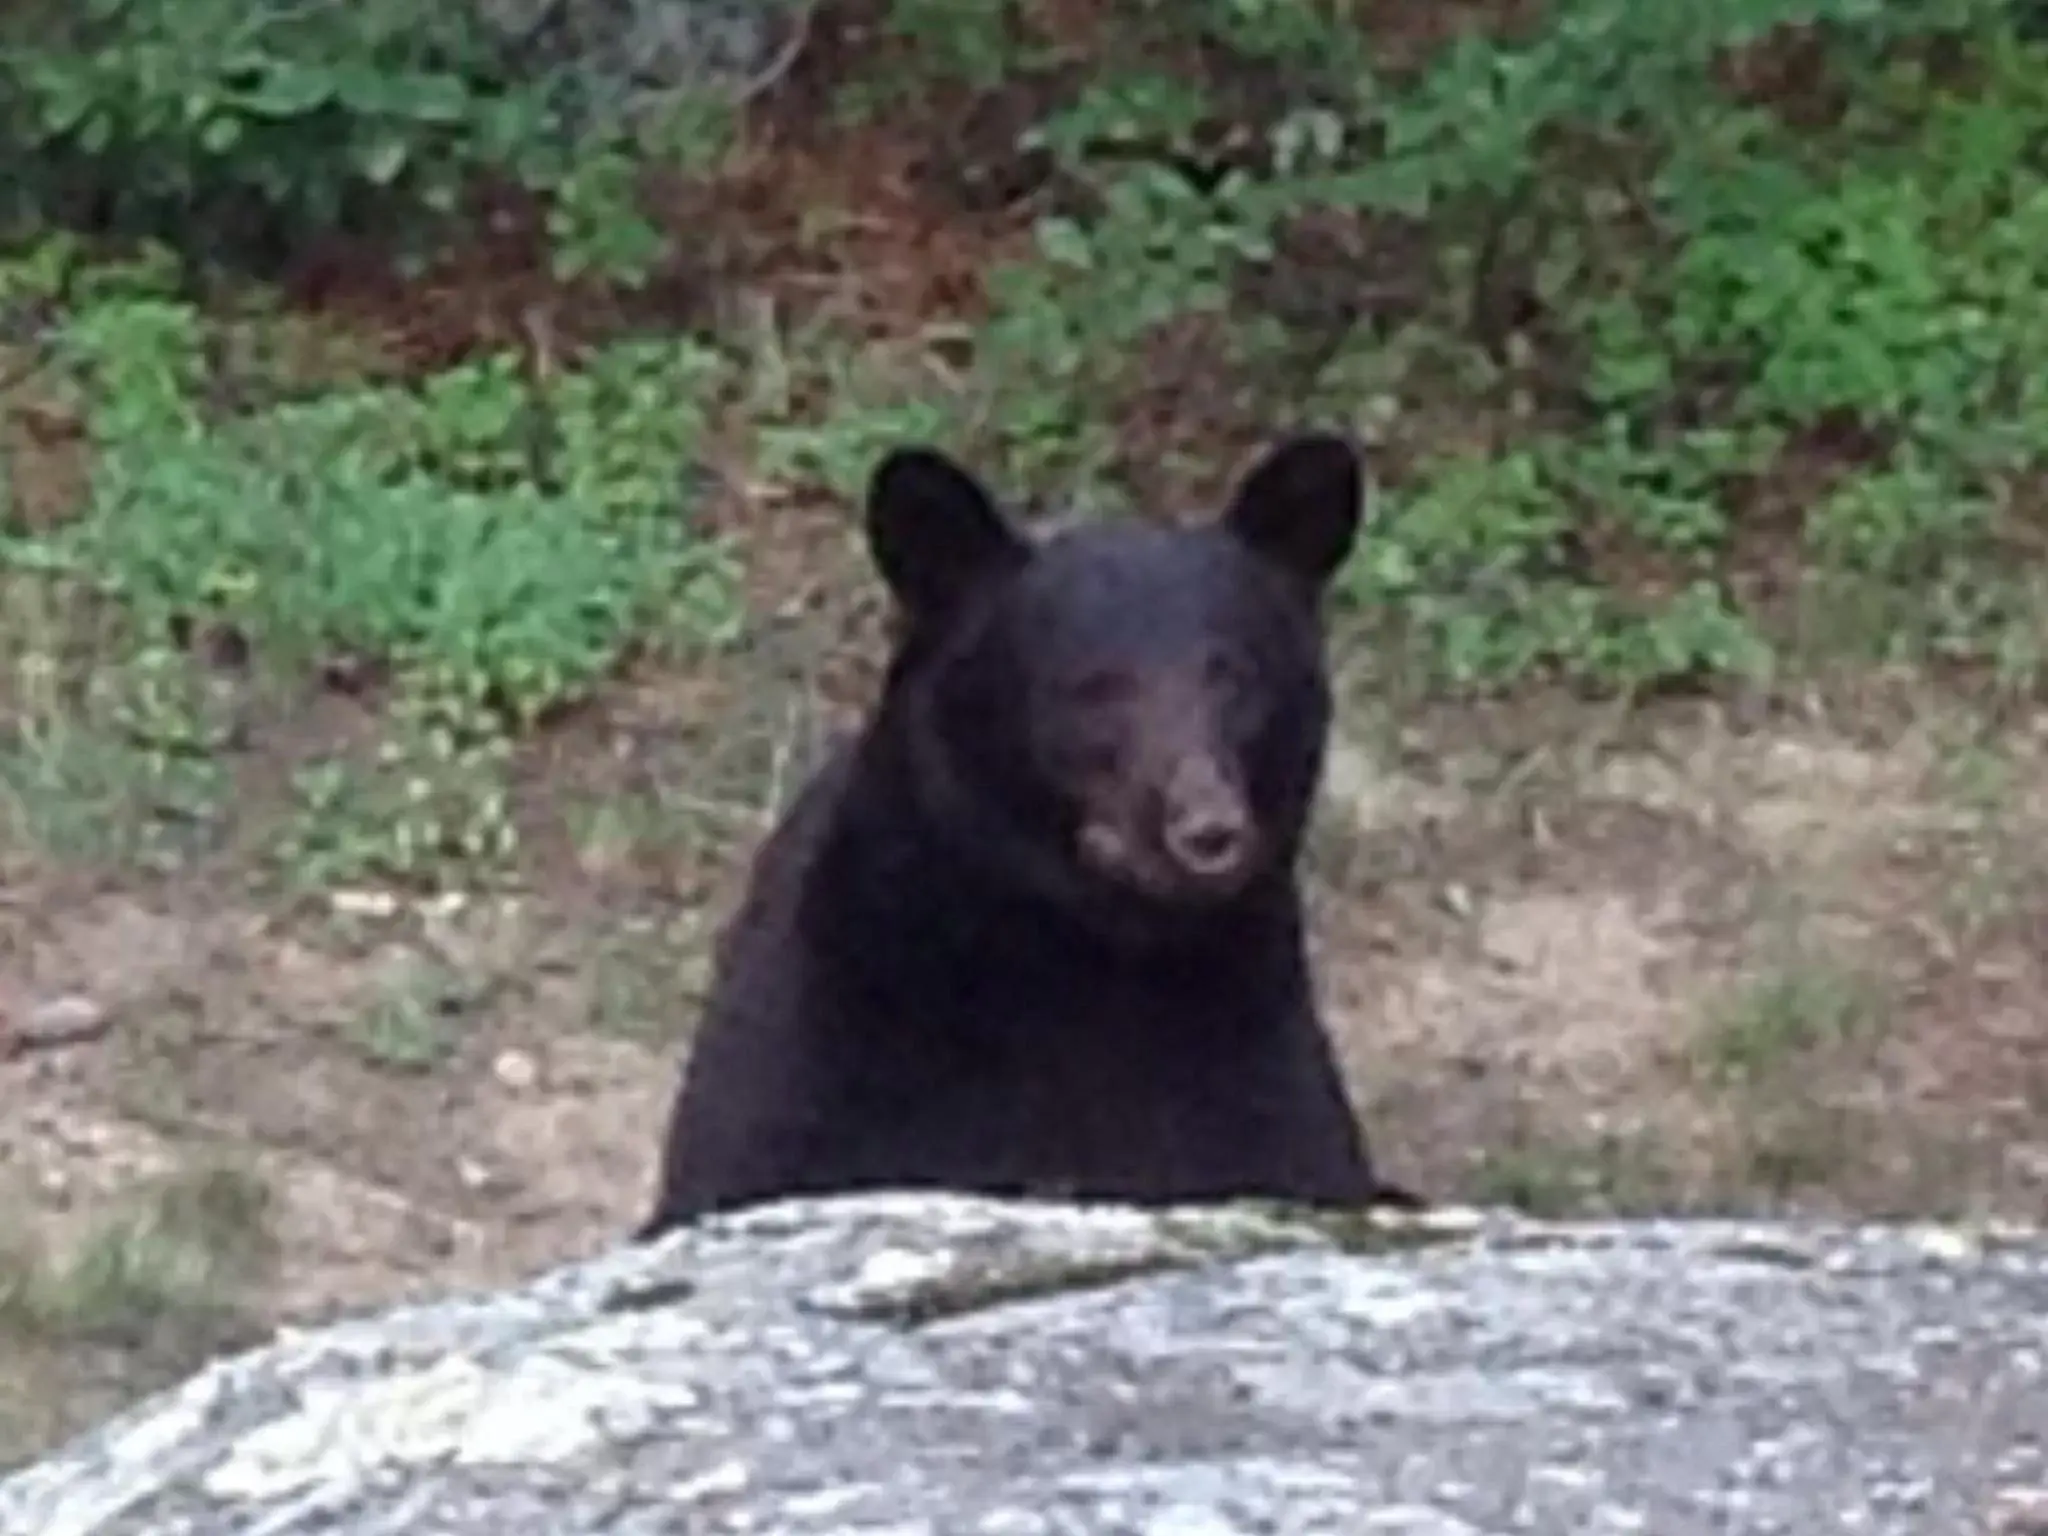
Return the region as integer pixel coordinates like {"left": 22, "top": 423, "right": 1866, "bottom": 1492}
{"left": 5, "top": 1193, "right": 2048, "bottom": 1536}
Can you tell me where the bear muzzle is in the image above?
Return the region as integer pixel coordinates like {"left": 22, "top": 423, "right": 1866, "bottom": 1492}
{"left": 1160, "top": 785, "right": 1254, "bottom": 883}
{"left": 1076, "top": 755, "right": 1262, "bottom": 901}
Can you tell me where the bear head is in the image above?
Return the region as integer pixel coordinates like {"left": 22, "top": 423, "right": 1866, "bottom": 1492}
{"left": 862, "top": 432, "right": 1368, "bottom": 927}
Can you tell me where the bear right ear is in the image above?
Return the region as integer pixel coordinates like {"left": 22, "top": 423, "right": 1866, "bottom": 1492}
{"left": 865, "top": 446, "right": 1030, "bottom": 623}
{"left": 1220, "top": 431, "right": 1367, "bottom": 593}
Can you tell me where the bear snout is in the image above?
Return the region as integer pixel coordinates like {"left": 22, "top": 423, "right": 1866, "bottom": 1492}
{"left": 1157, "top": 756, "right": 1258, "bottom": 889}
{"left": 1074, "top": 749, "right": 1263, "bottom": 901}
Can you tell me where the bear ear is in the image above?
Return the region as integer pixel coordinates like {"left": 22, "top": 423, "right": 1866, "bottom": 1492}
{"left": 1219, "top": 431, "right": 1367, "bottom": 592}
{"left": 865, "top": 446, "right": 1030, "bottom": 623}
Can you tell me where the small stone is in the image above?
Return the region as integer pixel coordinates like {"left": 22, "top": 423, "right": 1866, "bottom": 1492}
{"left": 491, "top": 1049, "right": 539, "bottom": 1092}
{"left": 851, "top": 1247, "right": 955, "bottom": 1294}
{"left": 1358, "top": 1508, "right": 1485, "bottom": 1535}
{"left": 456, "top": 1157, "right": 497, "bottom": 1192}
{"left": 1911, "top": 1227, "right": 1979, "bottom": 1264}
{"left": 1380, "top": 1202, "right": 1488, "bottom": 1237}
{"left": 6, "top": 994, "right": 111, "bottom": 1056}
{"left": 331, "top": 889, "right": 400, "bottom": 918}
{"left": 1990, "top": 1486, "right": 2048, "bottom": 1535}
{"left": 1141, "top": 1503, "right": 1245, "bottom": 1535}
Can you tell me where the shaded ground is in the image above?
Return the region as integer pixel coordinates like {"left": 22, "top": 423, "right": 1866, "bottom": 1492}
{"left": 4, "top": 1, "right": 2048, "bottom": 1473}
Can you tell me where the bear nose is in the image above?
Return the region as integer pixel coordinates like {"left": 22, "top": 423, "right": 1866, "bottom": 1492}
{"left": 1161, "top": 797, "right": 1252, "bottom": 878}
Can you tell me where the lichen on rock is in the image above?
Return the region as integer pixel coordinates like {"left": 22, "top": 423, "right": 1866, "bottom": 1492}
{"left": 4, "top": 1192, "right": 2048, "bottom": 1535}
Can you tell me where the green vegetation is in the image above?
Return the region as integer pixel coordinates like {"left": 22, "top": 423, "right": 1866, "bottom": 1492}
{"left": 1, "top": 245, "right": 743, "bottom": 885}
{"left": 1697, "top": 945, "right": 1889, "bottom": 1090}
{"left": 0, "top": 1161, "right": 274, "bottom": 1347}
{"left": 5, "top": 5, "right": 2045, "bottom": 802}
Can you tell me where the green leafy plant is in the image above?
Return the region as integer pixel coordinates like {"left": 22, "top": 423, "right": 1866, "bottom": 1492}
{"left": 839, "top": 0, "right": 2048, "bottom": 692}
{"left": 46, "top": 302, "right": 737, "bottom": 713}
{"left": 0, "top": 271, "right": 743, "bottom": 885}
{"left": 0, "top": 0, "right": 693, "bottom": 282}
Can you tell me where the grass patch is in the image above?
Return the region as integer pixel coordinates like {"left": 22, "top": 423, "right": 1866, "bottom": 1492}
{"left": 1695, "top": 949, "right": 1892, "bottom": 1090}
{"left": 581, "top": 914, "right": 717, "bottom": 1045}
{"left": 1469, "top": 1127, "right": 1683, "bottom": 1219}
{"left": 1692, "top": 916, "right": 1904, "bottom": 1202}
{"left": 0, "top": 624, "right": 234, "bottom": 873}
{"left": 0, "top": 1161, "right": 275, "bottom": 1349}
{"left": 342, "top": 952, "right": 474, "bottom": 1074}
{"left": 0, "top": 1159, "right": 276, "bottom": 1469}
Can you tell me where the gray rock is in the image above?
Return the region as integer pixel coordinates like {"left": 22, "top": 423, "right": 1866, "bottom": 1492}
{"left": 5, "top": 1193, "right": 2048, "bottom": 1536}
{"left": 469, "top": 0, "right": 813, "bottom": 117}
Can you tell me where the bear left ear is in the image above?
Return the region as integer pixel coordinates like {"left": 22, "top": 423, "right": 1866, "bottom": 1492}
{"left": 865, "top": 446, "right": 1030, "bottom": 623}
{"left": 1219, "top": 431, "right": 1367, "bottom": 592}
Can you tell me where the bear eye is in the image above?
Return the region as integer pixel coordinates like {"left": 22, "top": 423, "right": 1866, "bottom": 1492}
{"left": 1078, "top": 739, "right": 1122, "bottom": 780}
{"left": 1202, "top": 649, "right": 1252, "bottom": 698}
{"left": 1067, "top": 668, "right": 1132, "bottom": 709}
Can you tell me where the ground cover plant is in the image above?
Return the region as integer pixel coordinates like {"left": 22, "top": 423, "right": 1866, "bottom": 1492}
{"left": 2, "top": 0, "right": 2047, "bottom": 1469}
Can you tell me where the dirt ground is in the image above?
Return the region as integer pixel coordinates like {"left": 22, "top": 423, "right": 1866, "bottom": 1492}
{"left": 10, "top": 686, "right": 2048, "bottom": 1293}
{"left": 4, "top": 670, "right": 2046, "bottom": 1464}
{"left": 6, "top": 8, "right": 2048, "bottom": 1471}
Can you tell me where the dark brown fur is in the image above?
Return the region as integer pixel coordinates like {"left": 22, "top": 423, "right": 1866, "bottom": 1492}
{"left": 637, "top": 433, "right": 1416, "bottom": 1237}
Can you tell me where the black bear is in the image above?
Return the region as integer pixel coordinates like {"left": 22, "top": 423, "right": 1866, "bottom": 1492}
{"left": 637, "top": 431, "right": 1414, "bottom": 1239}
